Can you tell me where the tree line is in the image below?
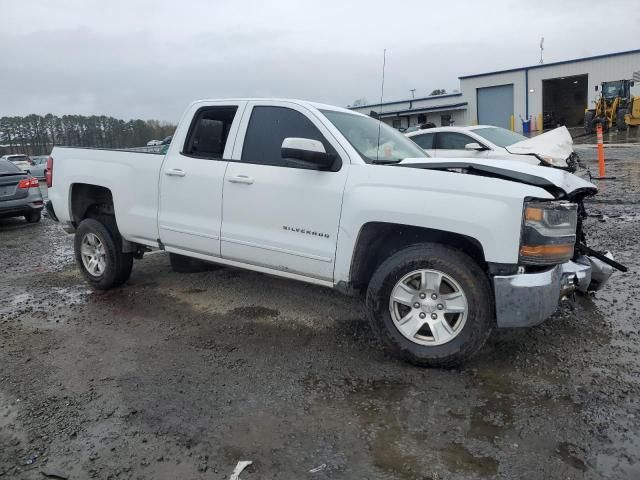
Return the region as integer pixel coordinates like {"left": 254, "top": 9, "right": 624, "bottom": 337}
{"left": 0, "top": 114, "right": 176, "bottom": 156}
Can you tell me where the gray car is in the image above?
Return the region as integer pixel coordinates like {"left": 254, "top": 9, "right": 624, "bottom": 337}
{"left": 0, "top": 159, "right": 44, "bottom": 223}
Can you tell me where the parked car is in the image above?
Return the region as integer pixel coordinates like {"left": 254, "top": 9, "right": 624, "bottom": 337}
{"left": 0, "top": 159, "right": 44, "bottom": 223}
{"left": 47, "top": 98, "right": 616, "bottom": 366}
{"left": 1, "top": 154, "right": 32, "bottom": 172}
{"left": 29, "top": 155, "right": 49, "bottom": 180}
{"left": 146, "top": 139, "right": 162, "bottom": 146}
{"left": 406, "top": 125, "right": 579, "bottom": 172}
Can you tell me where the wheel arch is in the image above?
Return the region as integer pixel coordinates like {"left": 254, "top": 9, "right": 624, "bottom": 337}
{"left": 348, "top": 222, "right": 487, "bottom": 291}
{"left": 69, "top": 183, "right": 115, "bottom": 226}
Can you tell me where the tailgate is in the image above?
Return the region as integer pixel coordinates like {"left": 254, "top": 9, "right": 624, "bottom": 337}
{"left": 0, "top": 173, "right": 28, "bottom": 201}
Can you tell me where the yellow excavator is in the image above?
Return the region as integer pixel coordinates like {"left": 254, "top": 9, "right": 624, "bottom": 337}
{"left": 584, "top": 79, "right": 640, "bottom": 133}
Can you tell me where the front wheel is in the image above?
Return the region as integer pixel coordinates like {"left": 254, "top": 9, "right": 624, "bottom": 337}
{"left": 74, "top": 218, "right": 133, "bottom": 290}
{"left": 616, "top": 109, "right": 629, "bottom": 131}
{"left": 366, "top": 243, "right": 493, "bottom": 367}
{"left": 584, "top": 111, "right": 594, "bottom": 134}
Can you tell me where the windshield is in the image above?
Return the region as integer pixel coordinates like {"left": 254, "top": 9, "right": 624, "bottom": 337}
{"left": 9, "top": 155, "right": 29, "bottom": 162}
{"left": 320, "top": 110, "right": 428, "bottom": 162}
{"left": 473, "top": 127, "right": 528, "bottom": 147}
{"left": 603, "top": 81, "right": 624, "bottom": 99}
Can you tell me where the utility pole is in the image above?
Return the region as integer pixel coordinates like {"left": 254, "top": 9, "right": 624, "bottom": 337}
{"left": 410, "top": 89, "right": 416, "bottom": 99}
{"left": 539, "top": 37, "right": 544, "bottom": 65}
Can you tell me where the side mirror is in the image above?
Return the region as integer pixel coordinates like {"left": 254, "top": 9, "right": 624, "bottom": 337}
{"left": 465, "top": 142, "right": 485, "bottom": 151}
{"left": 595, "top": 85, "right": 599, "bottom": 92}
{"left": 631, "top": 81, "right": 635, "bottom": 87}
{"left": 281, "top": 137, "right": 334, "bottom": 170}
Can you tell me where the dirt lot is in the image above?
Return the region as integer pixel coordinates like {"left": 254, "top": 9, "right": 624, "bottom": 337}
{"left": 1, "top": 148, "right": 639, "bottom": 480}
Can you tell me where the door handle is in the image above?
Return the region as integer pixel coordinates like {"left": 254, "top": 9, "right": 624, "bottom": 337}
{"left": 228, "top": 175, "right": 254, "bottom": 185}
{"left": 165, "top": 169, "right": 186, "bottom": 177}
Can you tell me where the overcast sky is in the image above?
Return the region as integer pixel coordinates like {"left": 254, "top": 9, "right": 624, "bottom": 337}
{"left": 1, "top": 0, "right": 639, "bottom": 122}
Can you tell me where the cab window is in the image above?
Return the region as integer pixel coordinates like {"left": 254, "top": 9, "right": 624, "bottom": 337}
{"left": 241, "top": 106, "right": 338, "bottom": 170}
{"left": 183, "top": 106, "right": 238, "bottom": 159}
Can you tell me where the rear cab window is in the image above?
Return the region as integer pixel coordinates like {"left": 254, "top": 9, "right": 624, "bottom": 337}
{"left": 183, "top": 106, "right": 238, "bottom": 159}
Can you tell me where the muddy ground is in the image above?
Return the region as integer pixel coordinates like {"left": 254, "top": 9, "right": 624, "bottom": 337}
{"left": 1, "top": 148, "right": 639, "bottom": 480}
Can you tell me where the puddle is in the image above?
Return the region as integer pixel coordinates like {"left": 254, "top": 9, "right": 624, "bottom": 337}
{"left": 555, "top": 442, "right": 587, "bottom": 472}
{"left": 11, "top": 293, "right": 33, "bottom": 305}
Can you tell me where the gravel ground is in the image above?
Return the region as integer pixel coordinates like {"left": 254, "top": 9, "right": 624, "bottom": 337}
{"left": 1, "top": 149, "right": 639, "bottom": 480}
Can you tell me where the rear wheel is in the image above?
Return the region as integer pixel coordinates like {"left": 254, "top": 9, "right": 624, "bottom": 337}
{"left": 75, "top": 218, "right": 133, "bottom": 289}
{"left": 617, "top": 109, "right": 629, "bottom": 131}
{"left": 25, "top": 211, "right": 41, "bottom": 223}
{"left": 366, "top": 243, "right": 493, "bottom": 367}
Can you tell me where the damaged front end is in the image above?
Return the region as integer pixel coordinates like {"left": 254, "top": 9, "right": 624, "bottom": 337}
{"left": 395, "top": 158, "right": 627, "bottom": 328}
{"left": 493, "top": 184, "right": 626, "bottom": 328}
{"left": 573, "top": 193, "right": 627, "bottom": 289}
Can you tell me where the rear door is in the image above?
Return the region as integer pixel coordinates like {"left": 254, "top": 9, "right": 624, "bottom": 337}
{"left": 435, "top": 131, "right": 489, "bottom": 159}
{"left": 220, "top": 101, "right": 349, "bottom": 281}
{"left": 158, "top": 102, "right": 246, "bottom": 256}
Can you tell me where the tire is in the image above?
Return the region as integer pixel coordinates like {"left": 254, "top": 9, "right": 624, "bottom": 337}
{"left": 74, "top": 218, "right": 133, "bottom": 289}
{"left": 617, "top": 109, "right": 629, "bottom": 131}
{"left": 169, "top": 253, "right": 215, "bottom": 273}
{"left": 584, "top": 111, "right": 594, "bottom": 134}
{"left": 25, "top": 211, "right": 41, "bottom": 223}
{"left": 366, "top": 243, "right": 493, "bottom": 367}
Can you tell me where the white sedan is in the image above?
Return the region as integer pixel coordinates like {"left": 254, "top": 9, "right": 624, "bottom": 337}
{"left": 406, "top": 125, "right": 579, "bottom": 171}
{"left": 1, "top": 154, "right": 32, "bottom": 172}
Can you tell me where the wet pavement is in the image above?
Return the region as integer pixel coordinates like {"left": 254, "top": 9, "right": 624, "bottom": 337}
{"left": 1, "top": 150, "right": 639, "bottom": 479}
{"left": 573, "top": 126, "right": 640, "bottom": 145}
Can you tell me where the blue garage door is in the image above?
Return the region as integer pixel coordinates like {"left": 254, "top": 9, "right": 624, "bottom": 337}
{"left": 477, "top": 84, "right": 514, "bottom": 129}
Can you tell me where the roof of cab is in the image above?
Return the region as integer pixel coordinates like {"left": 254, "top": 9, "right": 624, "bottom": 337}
{"left": 189, "top": 98, "right": 364, "bottom": 116}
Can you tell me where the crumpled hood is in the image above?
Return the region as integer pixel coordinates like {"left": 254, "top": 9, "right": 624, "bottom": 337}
{"left": 505, "top": 126, "right": 574, "bottom": 167}
{"left": 397, "top": 157, "right": 597, "bottom": 198}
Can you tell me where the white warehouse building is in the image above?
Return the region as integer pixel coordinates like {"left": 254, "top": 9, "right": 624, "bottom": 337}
{"left": 350, "top": 48, "right": 640, "bottom": 133}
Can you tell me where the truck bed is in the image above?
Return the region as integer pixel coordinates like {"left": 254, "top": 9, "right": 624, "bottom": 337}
{"left": 49, "top": 146, "right": 165, "bottom": 247}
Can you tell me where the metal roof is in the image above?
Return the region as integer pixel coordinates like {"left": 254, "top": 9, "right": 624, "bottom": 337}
{"left": 459, "top": 48, "right": 640, "bottom": 79}
{"left": 377, "top": 102, "right": 468, "bottom": 117}
{"left": 348, "top": 92, "right": 462, "bottom": 110}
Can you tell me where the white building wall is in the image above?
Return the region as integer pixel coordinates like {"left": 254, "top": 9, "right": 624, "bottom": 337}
{"left": 350, "top": 50, "right": 640, "bottom": 133}
{"left": 459, "top": 71, "right": 526, "bottom": 129}
{"left": 526, "top": 52, "right": 640, "bottom": 125}
{"left": 460, "top": 51, "right": 640, "bottom": 132}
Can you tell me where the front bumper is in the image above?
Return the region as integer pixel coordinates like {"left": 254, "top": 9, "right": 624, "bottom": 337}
{"left": 493, "top": 255, "right": 613, "bottom": 328}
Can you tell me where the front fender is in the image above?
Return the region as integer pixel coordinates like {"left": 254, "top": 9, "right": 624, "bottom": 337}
{"left": 333, "top": 165, "right": 553, "bottom": 284}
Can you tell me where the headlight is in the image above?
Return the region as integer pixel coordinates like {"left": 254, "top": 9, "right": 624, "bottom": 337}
{"left": 520, "top": 201, "right": 577, "bottom": 265}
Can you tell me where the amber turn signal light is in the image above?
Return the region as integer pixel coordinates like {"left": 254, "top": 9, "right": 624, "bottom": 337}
{"left": 519, "top": 244, "right": 574, "bottom": 258}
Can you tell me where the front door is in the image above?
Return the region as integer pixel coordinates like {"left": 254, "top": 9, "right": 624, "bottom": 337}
{"left": 158, "top": 102, "right": 245, "bottom": 256}
{"left": 221, "top": 101, "right": 349, "bottom": 281}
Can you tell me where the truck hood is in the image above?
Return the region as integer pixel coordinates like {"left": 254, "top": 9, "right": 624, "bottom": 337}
{"left": 396, "top": 157, "right": 597, "bottom": 199}
{"left": 504, "top": 126, "right": 574, "bottom": 167}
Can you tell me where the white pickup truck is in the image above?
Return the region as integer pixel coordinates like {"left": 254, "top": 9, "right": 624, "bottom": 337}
{"left": 46, "top": 98, "right": 619, "bottom": 366}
